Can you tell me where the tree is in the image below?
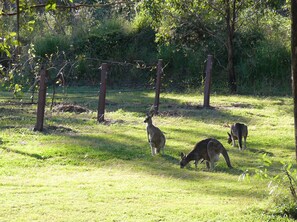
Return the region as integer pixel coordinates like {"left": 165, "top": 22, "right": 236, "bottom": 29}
{"left": 223, "top": 0, "right": 237, "bottom": 93}
{"left": 139, "top": 0, "right": 254, "bottom": 93}
{"left": 291, "top": 0, "right": 297, "bottom": 161}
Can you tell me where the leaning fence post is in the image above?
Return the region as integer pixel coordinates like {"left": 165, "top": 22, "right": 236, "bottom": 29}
{"left": 97, "top": 63, "right": 108, "bottom": 123}
{"left": 154, "top": 59, "right": 163, "bottom": 114}
{"left": 203, "top": 55, "right": 213, "bottom": 108}
{"left": 34, "top": 68, "right": 47, "bottom": 131}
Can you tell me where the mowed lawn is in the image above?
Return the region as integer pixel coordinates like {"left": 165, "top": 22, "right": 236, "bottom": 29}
{"left": 0, "top": 88, "right": 295, "bottom": 221}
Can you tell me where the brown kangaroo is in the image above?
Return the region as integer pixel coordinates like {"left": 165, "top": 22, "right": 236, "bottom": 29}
{"left": 180, "top": 138, "right": 232, "bottom": 170}
{"left": 227, "top": 123, "right": 248, "bottom": 150}
{"left": 144, "top": 113, "right": 166, "bottom": 155}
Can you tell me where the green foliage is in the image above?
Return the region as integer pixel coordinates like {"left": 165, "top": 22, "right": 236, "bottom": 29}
{"left": 70, "top": 16, "right": 157, "bottom": 85}
{"left": 243, "top": 154, "right": 297, "bottom": 219}
{"left": 235, "top": 10, "right": 291, "bottom": 95}
{"left": 131, "top": 11, "right": 153, "bottom": 32}
{"left": 136, "top": 0, "right": 291, "bottom": 94}
{"left": 33, "top": 34, "right": 70, "bottom": 58}
{"left": 158, "top": 44, "right": 206, "bottom": 90}
{"left": 13, "top": 83, "right": 23, "bottom": 98}
{"left": 268, "top": 165, "right": 297, "bottom": 219}
{"left": 237, "top": 39, "right": 290, "bottom": 94}
{"left": 84, "top": 17, "right": 133, "bottom": 59}
{"left": 0, "top": 0, "right": 292, "bottom": 95}
{"left": 0, "top": 32, "right": 18, "bottom": 57}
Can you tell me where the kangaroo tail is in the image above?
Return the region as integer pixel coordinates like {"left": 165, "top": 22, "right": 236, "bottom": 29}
{"left": 237, "top": 124, "right": 243, "bottom": 150}
{"left": 221, "top": 145, "right": 233, "bottom": 168}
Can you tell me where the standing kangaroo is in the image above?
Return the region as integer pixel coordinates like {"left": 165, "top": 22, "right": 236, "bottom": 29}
{"left": 227, "top": 123, "right": 248, "bottom": 150}
{"left": 144, "top": 113, "right": 166, "bottom": 155}
{"left": 180, "top": 138, "right": 232, "bottom": 170}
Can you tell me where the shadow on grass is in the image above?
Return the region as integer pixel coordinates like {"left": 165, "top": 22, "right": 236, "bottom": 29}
{"left": 176, "top": 159, "right": 244, "bottom": 176}
{"left": 161, "top": 153, "right": 180, "bottom": 165}
{"left": 45, "top": 89, "right": 254, "bottom": 127}
{"left": 0, "top": 129, "right": 268, "bottom": 200}
{"left": 0, "top": 106, "right": 35, "bottom": 120}
{"left": 24, "top": 124, "right": 258, "bottom": 177}
{"left": 44, "top": 129, "right": 250, "bottom": 173}
{"left": 247, "top": 147, "right": 274, "bottom": 156}
{"left": 0, "top": 147, "right": 51, "bottom": 160}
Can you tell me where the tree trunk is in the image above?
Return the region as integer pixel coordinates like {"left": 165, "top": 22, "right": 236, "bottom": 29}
{"left": 225, "top": 0, "right": 237, "bottom": 93}
{"left": 16, "top": 0, "right": 20, "bottom": 53}
{"left": 291, "top": 0, "right": 297, "bottom": 161}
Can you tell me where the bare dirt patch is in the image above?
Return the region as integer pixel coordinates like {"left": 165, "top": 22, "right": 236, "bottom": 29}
{"left": 52, "top": 104, "right": 90, "bottom": 113}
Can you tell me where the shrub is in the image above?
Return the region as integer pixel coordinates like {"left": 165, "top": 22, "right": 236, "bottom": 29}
{"left": 242, "top": 156, "right": 297, "bottom": 219}
{"left": 269, "top": 167, "right": 297, "bottom": 219}
{"left": 236, "top": 38, "right": 290, "bottom": 95}
{"left": 33, "top": 34, "right": 70, "bottom": 58}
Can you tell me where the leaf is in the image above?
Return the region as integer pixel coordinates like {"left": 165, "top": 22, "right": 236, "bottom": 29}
{"left": 8, "top": 32, "right": 17, "bottom": 37}
{"left": 51, "top": 3, "right": 57, "bottom": 10}
{"left": 28, "top": 20, "right": 35, "bottom": 25}
{"left": 286, "top": 163, "right": 293, "bottom": 171}
{"left": 11, "top": 40, "right": 19, "bottom": 46}
{"left": 46, "top": 3, "right": 57, "bottom": 11}
{"left": 4, "top": 49, "right": 11, "bottom": 57}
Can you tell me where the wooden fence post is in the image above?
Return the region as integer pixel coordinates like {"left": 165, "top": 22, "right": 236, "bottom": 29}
{"left": 292, "top": 0, "right": 297, "bottom": 161}
{"left": 34, "top": 68, "right": 47, "bottom": 131}
{"left": 203, "top": 55, "right": 213, "bottom": 108}
{"left": 97, "top": 63, "right": 108, "bottom": 123}
{"left": 154, "top": 59, "right": 163, "bottom": 114}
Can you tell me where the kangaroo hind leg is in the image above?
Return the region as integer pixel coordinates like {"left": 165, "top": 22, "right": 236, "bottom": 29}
{"left": 207, "top": 140, "right": 220, "bottom": 170}
{"left": 150, "top": 142, "right": 156, "bottom": 155}
{"left": 243, "top": 136, "right": 247, "bottom": 149}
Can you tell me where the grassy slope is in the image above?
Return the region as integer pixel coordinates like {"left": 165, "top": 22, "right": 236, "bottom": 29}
{"left": 0, "top": 88, "right": 295, "bottom": 221}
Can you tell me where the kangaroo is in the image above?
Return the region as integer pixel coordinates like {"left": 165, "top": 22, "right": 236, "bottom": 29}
{"left": 180, "top": 138, "right": 232, "bottom": 170}
{"left": 227, "top": 123, "right": 248, "bottom": 150}
{"left": 144, "top": 113, "right": 166, "bottom": 155}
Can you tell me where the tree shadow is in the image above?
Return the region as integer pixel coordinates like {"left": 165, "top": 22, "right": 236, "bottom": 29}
{"left": 160, "top": 153, "right": 180, "bottom": 165}
{"left": 25, "top": 88, "right": 264, "bottom": 138}
{"left": 247, "top": 147, "right": 274, "bottom": 156}
{"left": 0, "top": 147, "right": 51, "bottom": 160}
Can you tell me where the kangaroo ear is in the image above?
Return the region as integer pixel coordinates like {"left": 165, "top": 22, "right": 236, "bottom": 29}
{"left": 148, "top": 105, "right": 155, "bottom": 116}
{"left": 150, "top": 111, "right": 154, "bottom": 117}
{"left": 180, "top": 152, "right": 185, "bottom": 158}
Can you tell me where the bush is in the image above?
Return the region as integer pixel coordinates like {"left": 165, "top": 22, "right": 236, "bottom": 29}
{"left": 242, "top": 156, "right": 297, "bottom": 219}
{"left": 3, "top": 5, "right": 292, "bottom": 94}
{"left": 269, "top": 167, "right": 297, "bottom": 219}
{"left": 236, "top": 38, "right": 290, "bottom": 95}
{"left": 33, "top": 34, "right": 70, "bottom": 58}
{"left": 70, "top": 16, "right": 158, "bottom": 86}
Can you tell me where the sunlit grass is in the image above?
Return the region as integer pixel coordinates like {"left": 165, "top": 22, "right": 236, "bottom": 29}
{"left": 0, "top": 88, "right": 295, "bottom": 221}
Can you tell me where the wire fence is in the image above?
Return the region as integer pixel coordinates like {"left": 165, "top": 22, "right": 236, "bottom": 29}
{"left": 0, "top": 55, "right": 214, "bottom": 131}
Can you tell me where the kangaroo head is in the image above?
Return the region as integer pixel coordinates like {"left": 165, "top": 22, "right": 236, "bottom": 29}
{"left": 227, "top": 132, "right": 232, "bottom": 144}
{"left": 180, "top": 152, "right": 187, "bottom": 168}
{"left": 144, "top": 113, "right": 153, "bottom": 124}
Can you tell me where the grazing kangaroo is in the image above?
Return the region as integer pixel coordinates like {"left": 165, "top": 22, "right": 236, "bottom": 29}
{"left": 144, "top": 113, "right": 166, "bottom": 155}
{"left": 180, "top": 138, "right": 232, "bottom": 170}
{"left": 227, "top": 123, "right": 248, "bottom": 150}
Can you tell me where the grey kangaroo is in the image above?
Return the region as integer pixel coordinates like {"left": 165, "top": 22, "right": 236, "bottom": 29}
{"left": 227, "top": 123, "right": 248, "bottom": 150}
{"left": 180, "top": 138, "right": 232, "bottom": 170}
{"left": 144, "top": 113, "right": 166, "bottom": 155}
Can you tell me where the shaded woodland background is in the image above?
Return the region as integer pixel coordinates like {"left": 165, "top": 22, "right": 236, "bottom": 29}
{"left": 0, "top": 0, "right": 292, "bottom": 95}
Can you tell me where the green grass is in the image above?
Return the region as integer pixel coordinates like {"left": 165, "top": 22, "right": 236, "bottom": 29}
{"left": 0, "top": 87, "right": 295, "bottom": 221}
